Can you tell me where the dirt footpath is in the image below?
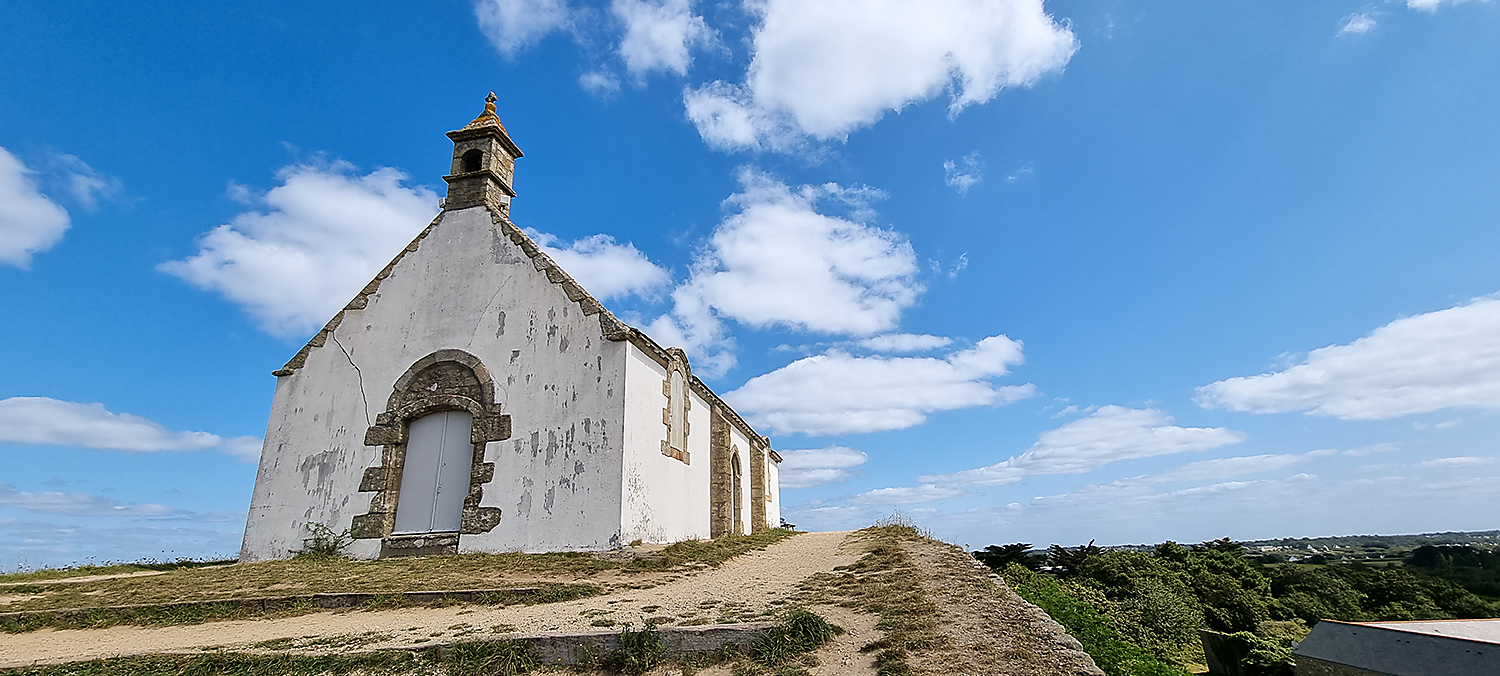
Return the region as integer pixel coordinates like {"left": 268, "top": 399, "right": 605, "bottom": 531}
{"left": 0, "top": 531, "right": 863, "bottom": 669}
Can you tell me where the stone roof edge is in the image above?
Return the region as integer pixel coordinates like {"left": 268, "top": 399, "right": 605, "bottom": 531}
{"left": 274, "top": 212, "right": 448, "bottom": 377}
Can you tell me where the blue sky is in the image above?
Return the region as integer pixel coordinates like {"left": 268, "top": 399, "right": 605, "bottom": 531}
{"left": 2, "top": 0, "right": 1499, "bottom": 568}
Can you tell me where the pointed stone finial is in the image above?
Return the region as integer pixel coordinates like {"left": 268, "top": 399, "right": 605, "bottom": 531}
{"left": 485, "top": 92, "right": 497, "bottom": 112}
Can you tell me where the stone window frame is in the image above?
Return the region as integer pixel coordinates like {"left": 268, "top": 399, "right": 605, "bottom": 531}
{"left": 351, "top": 349, "right": 510, "bottom": 557}
{"left": 660, "top": 348, "right": 691, "bottom": 464}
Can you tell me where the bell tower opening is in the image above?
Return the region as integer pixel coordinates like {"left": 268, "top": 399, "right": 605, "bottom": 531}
{"left": 461, "top": 149, "right": 483, "bottom": 173}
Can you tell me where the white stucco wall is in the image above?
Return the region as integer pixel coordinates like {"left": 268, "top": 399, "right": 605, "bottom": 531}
{"left": 242, "top": 206, "right": 629, "bottom": 561}
{"left": 766, "top": 458, "right": 780, "bottom": 529}
{"left": 619, "top": 343, "right": 712, "bottom": 544}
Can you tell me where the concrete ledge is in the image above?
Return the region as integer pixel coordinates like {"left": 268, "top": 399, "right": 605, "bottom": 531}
{"left": 408, "top": 623, "right": 774, "bottom": 666}
{"left": 0, "top": 587, "right": 550, "bottom": 628}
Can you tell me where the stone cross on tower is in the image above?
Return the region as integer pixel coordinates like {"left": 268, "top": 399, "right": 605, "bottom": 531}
{"left": 443, "top": 92, "right": 525, "bottom": 215}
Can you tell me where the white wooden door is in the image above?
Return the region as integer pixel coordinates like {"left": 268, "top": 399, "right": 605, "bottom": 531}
{"left": 393, "top": 410, "right": 473, "bottom": 534}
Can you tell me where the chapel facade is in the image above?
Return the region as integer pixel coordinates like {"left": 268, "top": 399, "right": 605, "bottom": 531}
{"left": 239, "top": 95, "right": 781, "bottom": 561}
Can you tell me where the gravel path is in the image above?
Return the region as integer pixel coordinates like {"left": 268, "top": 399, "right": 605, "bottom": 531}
{"left": 0, "top": 531, "right": 860, "bottom": 669}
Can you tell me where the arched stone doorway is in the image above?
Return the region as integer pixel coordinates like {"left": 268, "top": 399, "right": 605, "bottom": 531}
{"left": 352, "top": 349, "right": 510, "bottom": 557}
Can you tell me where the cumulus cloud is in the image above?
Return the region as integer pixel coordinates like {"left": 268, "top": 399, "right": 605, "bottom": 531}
{"left": 683, "top": 0, "right": 1077, "bottom": 150}
{"left": 854, "top": 484, "right": 966, "bottom": 506}
{"left": 0, "top": 397, "right": 261, "bottom": 461}
{"left": 1196, "top": 296, "right": 1500, "bottom": 420}
{"left": 527, "top": 230, "right": 670, "bottom": 300}
{"left": 614, "top": 0, "right": 714, "bottom": 79}
{"left": 648, "top": 169, "right": 921, "bottom": 374}
{"left": 728, "top": 336, "right": 1033, "bottom": 436}
{"left": 858, "top": 333, "right": 953, "bottom": 353}
{"left": 919, "top": 406, "right": 1246, "bottom": 486}
{"left": 943, "top": 153, "right": 983, "bottom": 193}
{"left": 777, "top": 446, "right": 868, "bottom": 488}
{"left": 1339, "top": 13, "right": 1377, "bottom": 35}
{"left": 0, "top": 147, "right": 71, "bottom": 269}
{"left": 0, "top": 484, "right": 186, "bottom": 518}
{"left": 160, "top": 161, "right": 438, "bottom": 339}
{"left": 474, "top": 0, "right": 573, "bottom": 56}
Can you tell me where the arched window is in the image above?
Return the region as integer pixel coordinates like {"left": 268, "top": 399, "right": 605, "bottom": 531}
{"left": 731, "top": 450, "right": 743, "bottom": 535}
{"left": 461, "top": 149, "right": 483, "bottom": 173}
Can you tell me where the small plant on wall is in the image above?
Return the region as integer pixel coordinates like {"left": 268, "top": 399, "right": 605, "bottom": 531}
{"left": 296, "top": 523, "right": 352, "bottom": 560}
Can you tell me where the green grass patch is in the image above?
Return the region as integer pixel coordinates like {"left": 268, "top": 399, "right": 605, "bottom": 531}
{"left": 1003, "top": 565, "right": 1189, "bottom": 676}
{"left": 627, "top": 528, "right": 799, "bottom": 571}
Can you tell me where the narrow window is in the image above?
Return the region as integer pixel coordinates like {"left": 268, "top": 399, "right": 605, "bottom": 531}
{"left": 461, "top": 149, "right": 483, "bottom": 173}
{"left": 668, "top": 370, "right": 686, "bottom": 451}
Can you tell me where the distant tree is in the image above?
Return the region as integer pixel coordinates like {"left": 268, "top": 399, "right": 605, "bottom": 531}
{"left": 1048, "top": 540, "right": 1101, "bottom": 577}
{"left": 975, "top": 543, "right": 1042, "bottom": 571}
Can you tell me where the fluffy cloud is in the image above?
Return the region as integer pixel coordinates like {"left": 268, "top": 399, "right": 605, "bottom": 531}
{"left": 528, "top": 230, "right": 670, "bottom": 300}
{"left": 684, "top": 0, "right": 1077, "bottom": 150}
{"left": 474, "top": 0, "right": 573, "bottom": 56}
{"left": 0, "top": 147, "right": 71, "bottom": 269}
{"left": 1196, "top": 296, "right": 1500, "bottom": 420}
{"left": 777, "top": 446, "right": 868, "bottom": 488}
{"left": 1339, "top": 13, "right": 1377, "bottom": 35}
{"left": 579, "top": 70, "right": 622, "bottom": 96}
{"left": 1144, "top": 451, "right": 1329, "bottom": 485}
{"left": 0, "top": 484, "right": 185, "bottom": 518}
{"left": 649, "top": 169, "right": 921, "bottom": 374}
{"left": 0, "top": 397, "right": 260, "bottom": 461}
{"left": 728, "top": 336, "right": 1033, "bottom": 436}
{"left": 614, "top": 0, "right": 714, "bottom": 78}
{"left": 943, "top": 153, "right": 983, "bottom": 193}
{"left": 858, "top": 333, "right": 953, "bottom": 353}
{"left": 919, "top": 406, "right": 1246, "bottom": 486}
{"left": 161, "top": 161, "right": 438, "bottom": 339}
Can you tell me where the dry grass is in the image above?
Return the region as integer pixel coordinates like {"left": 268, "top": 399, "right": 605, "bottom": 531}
{"left": 1, "top": 529, "right": 797, "bottom": 616}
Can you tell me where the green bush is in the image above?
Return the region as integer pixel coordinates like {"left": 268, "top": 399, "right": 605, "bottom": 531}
{"left": 1004, "top": 564, "right": 1189, "bottom": 676}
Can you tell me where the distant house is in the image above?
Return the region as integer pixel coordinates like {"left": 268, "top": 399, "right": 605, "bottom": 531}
{"left": 240, "top": 95, "right": 781, "bottom": 561}
{"left": 1293, "top": 618, "right": 1499, "bottom": 676}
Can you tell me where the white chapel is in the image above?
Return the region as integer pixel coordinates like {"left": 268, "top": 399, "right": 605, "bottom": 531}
{"left": 240, "top": 95, "right": 781, "bottom": 561}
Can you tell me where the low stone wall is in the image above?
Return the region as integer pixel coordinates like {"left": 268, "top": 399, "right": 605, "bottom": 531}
{"left": 412, "top": 623, "right": 774, "bottom": 665}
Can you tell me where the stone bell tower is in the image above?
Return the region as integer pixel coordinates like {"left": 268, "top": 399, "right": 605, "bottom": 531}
{"left": 444, "top": 93, "right": 524, "bottom": 215}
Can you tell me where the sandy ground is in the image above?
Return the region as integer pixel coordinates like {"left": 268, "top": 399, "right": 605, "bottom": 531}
{"left": 0, "top": 570, "right": 169, "bottom": 588}
{"left": 0, "top": 531, "right": 863, "bottom": 669}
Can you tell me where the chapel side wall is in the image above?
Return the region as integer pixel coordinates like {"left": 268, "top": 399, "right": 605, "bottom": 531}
{"left": 766, "top": 459, "right": 780, "bottom": 529}
{"left": 240, "top": 206, "right": 628, "bottom": 561}
{"left": 727, "top": 426, "right": 752, "bottom": 536}
{"left": 619, "top": 342, "right": 712, "bottom": 543}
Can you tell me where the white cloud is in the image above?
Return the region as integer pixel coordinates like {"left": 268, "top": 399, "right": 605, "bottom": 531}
{"left": 1339, "top": 13, "right": 1377, "bottom": 35}
{"left": 580, "top": 70, "right": 622, "bottom": 96}
{"left": 1414, "top": 456, "right": 1497, "bottom": 469}
{"left": 683, "top": 0, "right": 1077, "bottom": 150}
{"left": 0, "top": 397, "right": 260, "bottom": 461}
{"left": 0, "top": 146, "right": 71, "bottom": 269}
{"left": 858, "top": 333, "right": 953, "bottom": 353}
{"left": 527, "top": 230, "right": 670, "bottom": 301}
{"left": 649, "top": 169, "right": 921, "bottom": 374}
{"left": 161, "top": 161, "right": 438, "bottom": 339}
{"left": 48, "top": 153, "right": 122, "bottom": 211}
{"left": 777, "top": 446, "right": 868, "bottom": 488}
{"left": 474, "top": 0, "right": 573, "bottom": 57}
{"left": 613, "top": 0, "right": 714, "bottom": 79}
{"left": 919, "top": 406, "right": 1246, "bottom": 486}
{"left": 943, "top": 153, "right": 983, "bottom": 193}
{"left": 1143, "top": 450, "right": 1329, "bottom": 485}
{"left": 727, "top": 336, "right": 1033, "bottom": 436}
{"left": 854, "top": 484, "right": 966, "bottom": 506}
{"left": 0, "top": 484, "right": 185, "bottom": 518}
{"left": 1406, "top": 0, "right": 1489, "bottom": 11}
{"left": 1196, "top": 296, "right": 1500, "bottom": 420}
